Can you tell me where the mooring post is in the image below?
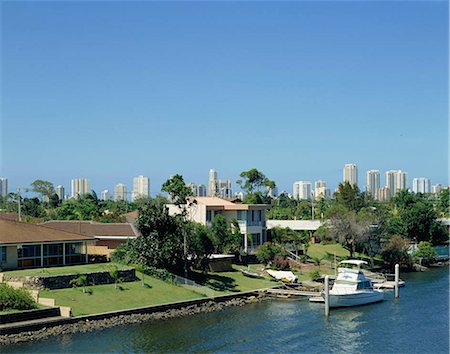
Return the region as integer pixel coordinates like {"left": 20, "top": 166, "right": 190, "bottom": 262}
{"left": 324, "top": 275, "right": 330, "bottom": 317}
{"left": 395, "top": 264, "right": 399, "bottom": 298}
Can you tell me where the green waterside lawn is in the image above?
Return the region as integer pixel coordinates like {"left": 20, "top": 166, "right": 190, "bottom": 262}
{"left": 39, "top": 276, "right": 203, "bottom": 316}
{"left": 2, "top": 263, "right": 129, "bottom": 278}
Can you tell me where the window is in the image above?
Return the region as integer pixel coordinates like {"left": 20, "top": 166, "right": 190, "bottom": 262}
{"left": 66, "top": 242, "right": 83, "bottom": 264}
{"left": 0, "top": 247, "right": 6, "bottom": 263}
{"left": 206, "top": 210, "right": 212, "bottom": 222}
{"left": 17, "top": 245, "right": 42, "bottom": 268}
{"left": 43, "top": 243, "right": 63, "bottom": 266}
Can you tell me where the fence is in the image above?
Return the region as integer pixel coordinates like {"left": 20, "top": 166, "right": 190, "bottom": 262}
{"left": 171, "top": 274, "right": 216, "bottom": 298}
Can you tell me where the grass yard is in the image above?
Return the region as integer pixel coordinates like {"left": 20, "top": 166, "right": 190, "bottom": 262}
{"left": 40, "top": 276, "right": 203, "bottom": 316}
{"left": 3, "top": 263, "right": 129, "bottom": 278}
{"left": 190, "top": 265, "right": 277, "bottom": 294}
{"left": 306, "top": 243, "right": 350, "bottom": 259}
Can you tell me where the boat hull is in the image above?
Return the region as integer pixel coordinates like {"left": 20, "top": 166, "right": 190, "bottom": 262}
{"left": 329, "top": 290, "right": 384, "bottom": 308}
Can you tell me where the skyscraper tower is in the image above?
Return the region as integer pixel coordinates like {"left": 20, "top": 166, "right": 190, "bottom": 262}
{"left": 71, "top": 178, "right": 90, "bottom": 198}
{"left": 366, "top": 170, "right": 380, "bottom": 198}
{"left": 132, "top": 175, "right": 150, "bottom": 201}
{"left": 413, "top": 178, "right": 431, "bottom": 194}
{"left": 0, "top": 177, "right": 8, "bottom": 197}
{"left": 385, "top": 170, "right": 408, "bottom": 198}
{"left": 343, "top": 164, "right": 358, "bottom": 186}
{"left": 55, "top": 185, "right": 65, "bottom": 201}
{"left": 208, "top": 169, "right": 218, "bottom": 197}
{"left": 114, "top": 184, "right": 127, "bottom": 201}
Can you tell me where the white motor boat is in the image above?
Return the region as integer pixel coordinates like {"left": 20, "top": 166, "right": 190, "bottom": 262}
{"left": 329, "top": 260, "right": 384, "bottom": 308}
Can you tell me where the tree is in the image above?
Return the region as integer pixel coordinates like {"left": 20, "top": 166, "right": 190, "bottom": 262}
{"left": 210, "top": 215, "right": 241, "bottom": 253}
{"left": 236, "top": 168, "right": 276, "bottom": 204}
{"left": 326, "top": 210, "right": 372, "bottom": 258}
{"left": 31, "top": 180, "right": 54, "bottom": 200}
{"left": 415, "top": 241, "right": 437, "bottom": 266}
{"left": 131, "top": 201, "right": 185, "bottom": 273}
{"left": 189, "top": 223, "right": 215, "bottom": 272}
{"left": 436, "top": 188, "right": 449, "bottom": 217}
{"left": 70, "top": 274, "right": 88, "bottom": 293}
{"left": 256, "top": 242, "right": 285, "bottom": 266}
{"left": 334, "top": 182, "right": 366, "bottom": 212}
{"left": 109, "top": 265, "right": 122, "bottom": 289}
{"left": 380, "top": 235, "right": 412, "bottom": 270}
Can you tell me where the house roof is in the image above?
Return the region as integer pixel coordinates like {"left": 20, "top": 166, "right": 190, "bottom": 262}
{"left": 40, "top": 221, "right": 138, "bottom": 238}
{"left": 189, "top": 197, "right": 269, "bottom": 210}
{"left": 0, "top": 219, "right": 95, "bottom": 245}
{"left": 266, "top": 219, "right": 322, "bottom": 231}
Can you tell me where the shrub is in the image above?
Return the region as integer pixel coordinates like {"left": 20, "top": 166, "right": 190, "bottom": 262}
{"left": 309, "top": 269, "right": 321, "bottom": 282}
{"left": 256, "top": 242, "right": 285, "bottom": 266}
{"left": 0, "top": 284, "right": 36, "bottom": 311}
{"left": 415, "top": 241, "right": 437, "bottom": 266}
{"left": 272, "top": 255, "right": 291, "bottom": 270}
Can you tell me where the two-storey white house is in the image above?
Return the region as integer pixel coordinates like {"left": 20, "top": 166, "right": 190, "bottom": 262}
{"left": 166, "top": 197, "right": 270, "bottom": 253}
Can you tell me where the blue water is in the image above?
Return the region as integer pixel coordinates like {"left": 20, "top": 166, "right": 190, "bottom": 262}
{"left": 4, "top": 267, "right": 449, "bottom": 353}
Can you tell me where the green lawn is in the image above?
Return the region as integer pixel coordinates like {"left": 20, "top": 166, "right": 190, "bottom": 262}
{"left": 40, "top": 276, "right": 203, "bottom": 316}
{"left": 190, "top": 265, "right": 277, "bottom": 294}
{"left": 306, "top": 243, "right": 350, "bottom": 259}
{"left": 3, "top": 263, "right": 129, "bottom": 278}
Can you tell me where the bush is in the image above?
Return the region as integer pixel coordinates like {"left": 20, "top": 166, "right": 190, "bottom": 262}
{"left": 0, "top": 284, "right": 37, "bottom": 311}
{"left": 272, "top": 255, "right": 291, "bottom": 270}
{"left": 415, "top": 241, "right": 437, "bottom": 266}
{"left": 309, "top": 269, "right": 321, "bottom": 282}
{"left": 256, "top": 242, "right": 285, "bottom": 266}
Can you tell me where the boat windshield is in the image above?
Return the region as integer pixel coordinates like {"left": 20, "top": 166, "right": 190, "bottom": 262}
{"left": 356, "top": 280, "right": 373, "bottom": 290}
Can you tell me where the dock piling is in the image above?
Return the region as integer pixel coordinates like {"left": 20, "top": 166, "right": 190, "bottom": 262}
{"left": 324, "top": 275, "right": 330, "bottom": 317}
{"left": 395, "top": 264, "right": 399, "bottom": 298}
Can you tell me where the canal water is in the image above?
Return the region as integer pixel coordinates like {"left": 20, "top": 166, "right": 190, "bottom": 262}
{"left": 4, "top": 267, "right": 449, "bottom": 353}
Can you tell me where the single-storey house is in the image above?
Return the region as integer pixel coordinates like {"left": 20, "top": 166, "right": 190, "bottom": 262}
{"left": 40, "top": 221, "right": 138, "bottom": 257}
{"left": 0, "top": 219, "right": 96, "bottom": 270}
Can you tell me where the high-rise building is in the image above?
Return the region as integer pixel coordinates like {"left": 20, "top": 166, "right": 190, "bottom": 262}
{"left": 208, "top": 169, "right": 218, "bottom": 197}
{"left": 413, "top": 178, "right": 431, "bottom": 194}
{"left": 218, "top": 180, "right": 232, "bottom": 198}
{"left": 132, "top": 175, "right": 150, "bottom": 201}
{"left": 314, "top": 180, "right": 330, "bottom": 200}
{"left": 101, "top": 190, "right": 109, "bottom": 201}
{"left": 114, "top": 184, "right": 127, "bottom": 201}
{"left": 293, "top": 181, "right": 312, "bottom": 200}
{"left": 190, "top": 183, "right": 207, "bottom": 197}
{"left": 0, "top": 177, "right": 8, "bottom": 197}
{"left": 385, "top": 170, "right": 408, "bottom": 198}
{"left": 55, "top": 185, "right": 65, "bottom": 201}
{"left": 432, "top": 184, "right": 444, "bottom": 194}
{"left": 366, "top": 170, "right": 380, "bottom": 198}
{"left": 376, "top": 187, "right": 391, "bottom": 202}
{"left": 343, "top": 164, "right": 358, "bottom": 186}
{"left": 71, "top": 178, "right": 90, "bottom": 198}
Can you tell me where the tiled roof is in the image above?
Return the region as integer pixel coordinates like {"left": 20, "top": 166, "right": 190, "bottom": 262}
{"left": 40, "top": 221, "right": 138, "bottom": 237}
{"left": 0, "top": 219, "right": 95, "bottom": 245}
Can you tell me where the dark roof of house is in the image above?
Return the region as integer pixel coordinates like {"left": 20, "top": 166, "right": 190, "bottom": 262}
{"left": 40, "top": 221, "right": 138, "bottom": 237}
{"left": 0, "top": 219, "right": 95, "bottom": 245}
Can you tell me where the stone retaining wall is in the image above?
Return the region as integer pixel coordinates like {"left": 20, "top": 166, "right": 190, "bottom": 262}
{"left": 4, "top": 269, "right": 137, "bottom": 290}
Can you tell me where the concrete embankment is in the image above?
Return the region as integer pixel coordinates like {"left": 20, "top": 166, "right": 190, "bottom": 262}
{"left": 0, "top": 291, "right": 268, "bottom": 346}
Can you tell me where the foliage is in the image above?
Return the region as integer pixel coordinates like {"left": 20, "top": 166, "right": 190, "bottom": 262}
{"left": 415, "top": 241, "right": 437, "bottom": 266}
{"left": 309, "top": 269, "right": 321, "bottom": 281}
{"left": 0, "top": 284, "right": 37, "bottom": 311}
{"left": 108, "top": 265, "right": 122, "bottom": 289}
{"left": 237, "top": 168, "right": 275, "bottom": 204}
{"left": 70, "top": 274, "right": 89, "bottom": 293}
{"left": 31, "top": 179, "right": 54, "bottom": 199}
{"left": 380, "top": 235, "right": 412, "bottom": 270}
{"left": 255, "top": 242, "right": 285, "bottom": 266}
{"left": 211, "top": 215, "right": 241, "bottom": 254}
{"left": 161, "top": 174, "right": 192, "bottom": 207}
{"left": 333, "top": 182, "right": 366, "bottom": 212}
{"left": 189, "top": 223, "right": 215, "bottom": 271}
{"left": 129, "top": 202, "right": 185, "bottom": 273}
{"left": 272, "top": 255, "right": 291, "bottom": 270}
{"left": 436, "top": 188, "right": 449, "bottom": 216}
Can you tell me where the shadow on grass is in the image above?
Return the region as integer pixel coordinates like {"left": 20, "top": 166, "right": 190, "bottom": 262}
{"left": 189, "top": 271, "right": 239, "bottom": 292}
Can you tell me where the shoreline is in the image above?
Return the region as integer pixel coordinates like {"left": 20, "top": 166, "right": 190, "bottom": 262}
{"left": 0, "top": 292, "right": 268, "bottom": 346}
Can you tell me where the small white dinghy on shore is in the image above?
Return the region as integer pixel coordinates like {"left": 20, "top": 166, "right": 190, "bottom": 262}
{"left": 328, "top": 260, "right": 384, "bottom": 308}
{"left": 266, "top": 270, "right": 298, "bottom": 283}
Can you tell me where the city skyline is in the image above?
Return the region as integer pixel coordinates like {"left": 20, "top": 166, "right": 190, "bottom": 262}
{"left": 1, "top": 2, "right": 447, "bottom": 196}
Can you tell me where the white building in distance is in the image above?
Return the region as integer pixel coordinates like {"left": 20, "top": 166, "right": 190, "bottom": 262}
{"left": 208, "top": 169, "right": 218, "bottom": 197}
{"left": 55, "top": 185, "right": 65, "bottom": 201}
{"left": 0, "top": 177, "right": 8, "bottom": 197}
{"left": 343, "top": 163, "right": 358, "bottom": 186}
{"left": 366, "top": 170, "right": 380, "bottom": 199}
{"left": 413, "top": 178, "right": 431, "bottom": 194}
{"left": 114, "top": 184, "right": 127, "bottom": 201}
{"left": 314, "top": 180, "right": 330, "bottom": 200}
{"left": 385, "top": 170, "right": 408, "bottom": 198}
{"left": 101, "top": 189, "right": 109, "bottom": 201}
{"left": 432, "top": 184, "right": 444, "bottom": 194}
{"left": 132, "top": 175, "right": 150, "bottom": 201}
{"left": 293, "top": 181, "right": 312, "bottom": 200}
{"left": 71, "top": 178, "right": 90, "bottom": 198}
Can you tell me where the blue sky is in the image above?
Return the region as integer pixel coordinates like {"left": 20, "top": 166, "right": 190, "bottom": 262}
{"left": 1, "top": 1, "right": 448, "bottom": 196}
